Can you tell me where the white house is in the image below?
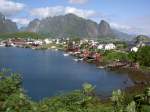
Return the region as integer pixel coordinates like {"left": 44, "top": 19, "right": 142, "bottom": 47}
{"left": 97, "top": 44, "right": 104, "bottom": 49}
{"left": 44, "top": 39, "right": 52, "bottom": 44}
{"left": 131, "top": 47, "right": 138, "bottom": 52}
{"left": 33, "top": 40, "right": 43, "bottom": 45}
{"left": 72, "top": 41, "right": 75, "bottom": 45}
{"left": 66, "top": 38, "right": 70, "bottom": 41}
{"left": 79, "top": 40, "right": 83, "bottom": 45}
{"left": 104, "top": 43, "right": 116, "bottom": 50}
{"left": 56, "top": 39, "right": 60, "bottom": 44}
{"left": 51, "top": 46, "right": 56, "bottom": 49}
{"left": 63, "top": 42, "right": 66, "bottom": 44}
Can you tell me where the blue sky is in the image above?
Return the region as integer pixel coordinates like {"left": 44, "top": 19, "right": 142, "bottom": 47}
{"left": 0, "top": 0, "right": 150, "bottom": 35}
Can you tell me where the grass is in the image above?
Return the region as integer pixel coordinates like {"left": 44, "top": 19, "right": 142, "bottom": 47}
{"left": 140, "top": 66, "right": 150, "bottom": 73}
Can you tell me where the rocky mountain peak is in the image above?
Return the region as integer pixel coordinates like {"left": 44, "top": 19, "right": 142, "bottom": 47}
{"left": 26, "top": 19, "right": 40, "bottom": 32}
{"left": 24, "top": 14, "right": 130, "bottom": 40}
{"left": 98, "top": 20, "right": 113, "bottom": 37}
{"left": 0, "top": 12, "right": 18, "bottom": 33}
{"left": 0, "top": 12, "right": 5, "bottom": 20}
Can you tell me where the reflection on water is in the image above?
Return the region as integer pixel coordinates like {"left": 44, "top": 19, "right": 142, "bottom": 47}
{"left": 0, "top": 47, "right": 134, "bottom": 100}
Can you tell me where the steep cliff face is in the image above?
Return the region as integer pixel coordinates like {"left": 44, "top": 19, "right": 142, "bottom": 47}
{"left": 37, "top": 14, "right": 98, "bottom": 38}
{"left": 0, "top": 12, "right": 18, "bottom": 33}
{"left": 25, "top": 14, "right": 131, "bottom": 40}
{"left": 25, "top": 14, "right": 100, "bottom": 38}
{"left": 98, "top": 20, "right": 113, "bottom": 37}
{"left": 0, "top": 13, "right": 5, "bottom": 33}
{"left": 26, "top": 19, "right": 40, "bottom": 32}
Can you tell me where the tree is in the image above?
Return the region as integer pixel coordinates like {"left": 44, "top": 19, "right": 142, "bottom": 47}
{"left": 3, "top": 92, "right": 33, "bottom": 112}
{"left": 0, "top": 71, "right": 34, "bottom": 112}
{"left": 0, "top": 71, "right": 149, "bottom": 112}
{"left": 0, "top": 73, "right": 22, "bottom": 101}
{"left": 137, "top": 46, "right": 150, "bottom": 66}
{"left": 128, "top": 52, "right": 137, "bottom": 62}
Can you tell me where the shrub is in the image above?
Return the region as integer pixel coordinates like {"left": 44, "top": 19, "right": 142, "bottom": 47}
{"left": 137, "top": 46, "right": 150, "bottom": 66}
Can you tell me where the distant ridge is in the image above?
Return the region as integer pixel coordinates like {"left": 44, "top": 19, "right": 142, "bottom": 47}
{"left": 0, "top": 13, "right": 137, "bottom": 41}
{"left": 0, "top": 12, "right": 18, "bottom": 33}
{"left": 25, "top": 14, "right": 133, "bottom": 41}
{"left": 133, "top": 35, "right": 150, "bottom": 43}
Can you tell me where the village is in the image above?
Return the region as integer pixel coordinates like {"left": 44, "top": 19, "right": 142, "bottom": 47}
{"left": 0, "top": 37, "right": 150, "bottom": 72}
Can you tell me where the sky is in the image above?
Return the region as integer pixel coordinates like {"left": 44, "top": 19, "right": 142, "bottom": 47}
{"left": 0, "top": 0, "right": 150, "bottom": 35}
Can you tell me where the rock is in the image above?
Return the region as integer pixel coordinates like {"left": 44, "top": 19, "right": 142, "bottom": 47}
{"left": 0, "top": 12, "right": 18, "bottom": 33}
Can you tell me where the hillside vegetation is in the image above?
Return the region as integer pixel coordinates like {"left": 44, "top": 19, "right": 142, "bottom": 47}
{"left": 134, "top": 35, "right": 150, "bottom": 43}
{"left": 0, "top": 32, "right": 45, "bottom": 39}
{"left": 0, "top": 70, "right": 149, "bottom": 112}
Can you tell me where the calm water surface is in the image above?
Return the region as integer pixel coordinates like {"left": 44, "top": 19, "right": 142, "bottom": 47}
{"left": 0, "top": 47, "right": 134, "bottom": 100}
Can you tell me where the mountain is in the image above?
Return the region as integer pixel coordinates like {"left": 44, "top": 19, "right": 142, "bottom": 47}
{"left": 26, "top": 14, "right": 98, "bottom": 38}
{"left": 133, "top": 35, "right": 150, "bottom": 43}
{"left": 0, "top": 12, "right": 18, "bottom": 33}
{"left": 98, "top": 20, "right": 113, "bottom": 37}
{"left": 26, "top": 14, "right": 119, "bottom": 39}
{"left": 112, "top": 29, "right": 134, "bottom": 41}
{"left": 26, "top": 19, "right": 40, "bottom": 32}
{"left": 25, "top": 14, "right": 131, "bottom": 41}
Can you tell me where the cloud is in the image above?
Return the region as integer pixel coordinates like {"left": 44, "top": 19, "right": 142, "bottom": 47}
{"left": 110, "top": 22, "right": 139, "bottom": 35}
{"left": 110, "top": 22, "right": 150, "bottom": 35}
{"left": 30, "top": 6, "right": 64, "bottom": 18}
{"left": 68, "top": 0, "right": 89, "bottom": 4}
{"left": 65, "top": 7, "right": 96, "bottom": 18}
{"left": 30, "top": 6, "right": 96, "bottom": 19}
{"left": 0, "top": 0, "right": 25, "bottom": 16}
{"left": 12, "top": 18, "right": 30, "bottom": 26}
{"left": 110, "top": 22, "right": 131, "bottom": 31}
{"left": 129, "top": 16, "right": 150, "bottom": 35}
{"left": 110, "top": 15, "right": 150, "bottom": 35}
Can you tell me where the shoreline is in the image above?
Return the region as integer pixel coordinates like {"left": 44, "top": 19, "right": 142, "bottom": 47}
{"left": 0, "top": 46, "right": 150, "bottom": 100}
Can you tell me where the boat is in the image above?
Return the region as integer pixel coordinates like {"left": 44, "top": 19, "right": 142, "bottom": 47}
{"left": 32, "top": 47, "right": 36, "bottom": 50}
{"left": 97, "top": 66, "right": 105, "bottom": 69}
{"left": 73, "top": 58, "right": 83, "bottom": 62}
{"left": 55, "top": 49, "right": 58, "bottom": 51}
{"left": 63, "top": 53, "right": 69, "bottom": 56}
{"left": 78, "top": 58, "right": 83, "bottom": 61}
{"left": 68, "top": 52, "right": 73, "bottom": 55}
{"left": 73, "top": 59, "right": 79, "bottom": 62}
{"left": 0, "top": 44, "right": 5, "bottom": 47}
{"left": 11, "top": 43, "right": 16, "bottom": 47}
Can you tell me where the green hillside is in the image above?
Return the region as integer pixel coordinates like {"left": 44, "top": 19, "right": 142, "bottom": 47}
{"left": 134, "top": 35, "right": 150, "bottom": 43}
{"left": 0, "top": 32, "right": 46, "bottom": 39}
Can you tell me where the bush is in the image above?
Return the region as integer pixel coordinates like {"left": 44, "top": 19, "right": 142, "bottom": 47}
{"left": 103, "top": 51, "right": 128, "bottom": 63}
{"left": 0, "top": 71, "right": 149, "bottom": 112}
{"left": 0, "top": 71, "right": 33, "bottom": 112}
{"left": 111, "top": 89, "right": 125, "bottom": 112}
{"left": 128, "top": 52, "right": 137, "bottom": 62}
{"left": 0, "top": 72, "right": 22, "bottom": 100}
{"left": 137, "top": 46, "right": 150, "bottom": 66}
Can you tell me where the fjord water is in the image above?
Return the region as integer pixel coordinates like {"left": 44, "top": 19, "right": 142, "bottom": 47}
{"left": 0, "top": 47, "right": 134, "bottom": 100}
